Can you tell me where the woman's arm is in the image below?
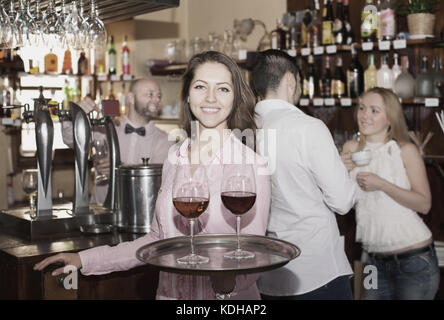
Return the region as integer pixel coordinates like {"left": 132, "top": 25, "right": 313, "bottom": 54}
{"left": 357, "top": 143, "right": 431, "bottom": 214}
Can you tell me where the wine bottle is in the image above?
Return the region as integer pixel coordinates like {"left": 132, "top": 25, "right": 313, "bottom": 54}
{"left": 343, "top": 0, "right": 354, "bottom": 45}
{"left": 322, "top": 0, "right": 334, "bottom": 45}
{"left": 122, "top": 35, "right": 130, "bottom": 75}
{"left": 333, "top": 0, "right": 345, "bottom": 45}
{"left": 108, "top": 35, "right": 117, "bottom": 75}
{"left": 361, "top": 0, "right": 377, "bottom": 42}
{"left": 320, "top": 55, "right": 332, "bottom": 98}
{"left": 304, "top": 55, "right": 317, "bottom": 99}
{"left": 307, "top": 0, "right": 321, "bottom": 48}
{"left": 347, "top": 44, "right": 364, "bottom": 98}
{"left": 78, "top": 51, "right": 89, "bottom": 75}
{"left": 332, "top": 56, "right": 346, "bottom": 98}
{"left": 364, "top": 54, "right": 378, "bottom": 91}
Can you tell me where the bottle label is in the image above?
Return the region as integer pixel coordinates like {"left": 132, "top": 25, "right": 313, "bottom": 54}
{"left": 122, "top": 52, "right": 130, "bottom": 75}
{"left": 271, "top": 33, "right": 279, "bottom": 50}
{"left": 380, "top": 9, "right": 395, "bottom": 37}
{"left": 322, "top": 22, "right": 333, "bottom": 45}
{"left": 361, "top": 6, "right": 377, "bottom": 38}
{"left": 109, "top": 53, "right": 116, "bottom": 70}
{"left": 331, "top": 80, "right": 345, "bottom": 96}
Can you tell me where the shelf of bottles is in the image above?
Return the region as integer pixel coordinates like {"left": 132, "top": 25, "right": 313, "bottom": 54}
{"left": 274, "top": 0, "right": 444, "bottom": 109}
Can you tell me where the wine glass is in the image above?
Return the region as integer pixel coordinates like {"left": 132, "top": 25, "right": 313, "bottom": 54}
{"left": 64, "top": 1, "right": 84, "bottom": 50}
{"left": 82, "top": 0, "right": 107, "bottom": 50}
{"left": 41, "top": 0, "right": 65, "bottom": 49}
{"left": 172, "top": 164, "right": 210, "bottom": 265}
{"left": 91, "top": 137, "right": 109, "bottom": 185}
{"left": 22, "top": 169, "right": 38, "bottom": 219}
{"left": 221, "top": 164, "right": 256, "bottom": 259}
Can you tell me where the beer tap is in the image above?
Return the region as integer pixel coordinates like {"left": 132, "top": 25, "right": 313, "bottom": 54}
{"left": 30, "top": 87, "right": 54, "bottom": 217}
{"left": 89, "top": 102, "right": 120, "bottom": 212}
{"left": 54, "top": 101, "right": 92, "bottom": 214}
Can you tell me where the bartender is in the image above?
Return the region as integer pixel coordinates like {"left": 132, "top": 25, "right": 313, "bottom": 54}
{"left": 61, "top": 78, "right": 174, "bottom": 204}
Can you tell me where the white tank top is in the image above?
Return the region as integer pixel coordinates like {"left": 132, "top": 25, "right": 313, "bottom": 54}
{"left": 350, "top": 140, "right": 432, "bottom": 253}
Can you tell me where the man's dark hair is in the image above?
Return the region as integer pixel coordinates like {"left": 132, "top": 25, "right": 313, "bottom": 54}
{"left": 250, "top": 49, "right": 300, "bottom": 99}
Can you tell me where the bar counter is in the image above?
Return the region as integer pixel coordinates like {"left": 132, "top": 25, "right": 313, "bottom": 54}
{"left": 0, "top": 225, "right": 159, "bottom": 299}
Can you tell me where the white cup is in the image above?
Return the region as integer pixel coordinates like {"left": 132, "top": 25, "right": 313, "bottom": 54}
{"left": 351, "top": 149, "right": 372, "bottom": 166}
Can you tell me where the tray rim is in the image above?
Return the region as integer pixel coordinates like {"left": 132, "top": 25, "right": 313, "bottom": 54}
{"left": 135, "top": 233, "right": 301, "bottom": 276}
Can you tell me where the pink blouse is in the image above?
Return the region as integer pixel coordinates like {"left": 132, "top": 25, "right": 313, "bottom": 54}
{"left": 79, "top": 133, "right": 271, "bottom": 299}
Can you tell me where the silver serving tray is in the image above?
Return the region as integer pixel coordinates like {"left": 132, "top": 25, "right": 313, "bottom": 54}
{"left": 136, "top": 234, "right": 301, "bottom": 276}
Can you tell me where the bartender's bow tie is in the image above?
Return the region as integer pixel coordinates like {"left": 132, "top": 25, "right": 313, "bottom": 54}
{"left": 125, "top": 123, "right": 146, "bottom": 136}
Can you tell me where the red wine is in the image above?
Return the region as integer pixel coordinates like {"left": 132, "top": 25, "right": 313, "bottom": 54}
{"left": 173, "top": 197, "right": 209, "bottom": 219}
{"left": 221, "top": 191, "right": 256, "bottom": 215}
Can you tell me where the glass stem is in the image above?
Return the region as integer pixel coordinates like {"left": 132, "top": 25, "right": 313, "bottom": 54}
{"left": 190, "top": 219, "right": 195, "bottom": 256}
{"left": 236, "top": 215, "right": 241, "bottom": 251}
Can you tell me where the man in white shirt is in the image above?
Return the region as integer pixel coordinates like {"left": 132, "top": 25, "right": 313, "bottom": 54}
{"left": 62, "top": 78, "right": 174, "bottom": 204}
{"left": 251, "top": 50, "right": 356, "bottom": 299}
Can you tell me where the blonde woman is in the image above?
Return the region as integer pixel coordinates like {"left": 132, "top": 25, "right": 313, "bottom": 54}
{"left": 341, "top": 87, "right": 439, "bottom": 300}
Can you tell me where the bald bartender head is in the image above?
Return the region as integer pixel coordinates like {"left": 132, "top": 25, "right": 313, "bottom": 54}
{"left": 80, "top": 78, "right": 163, "bottom": 126}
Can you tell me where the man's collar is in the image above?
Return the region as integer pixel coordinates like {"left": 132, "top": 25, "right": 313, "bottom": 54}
{"left": 255, "top": 99, "right": 302, "bottom": 116}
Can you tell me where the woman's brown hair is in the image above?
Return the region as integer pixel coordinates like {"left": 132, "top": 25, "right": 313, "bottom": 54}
{"left": 356, "top": 87, "right": 411, "bottom": 150}
{"left": 179, "top": 51, "right": 257, "bottom": 145}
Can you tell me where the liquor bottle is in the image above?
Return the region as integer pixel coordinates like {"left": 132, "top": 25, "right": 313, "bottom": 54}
{"left": 375, "top": 0, "right": 382, "bottom": 41}
{"left": 44, "top": 49, "right": 58, "bottom": 74}
{"left": 364, "top": 54, "right": 378, "bottom": 91}
{"left": 122, "top": 35, "right": 130, "bottom": 75}
{"left": 343, "top": 0, "right": 354, "bottom": 45}
{"left": 333, "top": 0, "right": 345, "bottom": 45}
{"left": 394, "top": 55, "right": 416, "bottom": 98}
{"left": 63, "top": 79, "right": 71, "bottom": 110}
{"left": 78, "top": 51, "right": 89, "bottom": 75}
{"left": 307, "top": 0, "right": 321, "bottom": 48}
{"left": 322, "top": 0, "right": 334, "bottom": 45}
{"left": 347, "top": 44, "right": 364, "bottom": 98}
{"left": 62, "top": 49, "right": 73, "bottom": 74}
{"left": 380, "top": 0, "right": 396, "bottom": 41}
{"left": 301, "top": 8, "right": 312, "bottom": 48}
{"left": 270, "top": 18, "right": 287, "bottom": 50}
{"left": 332, "top": 56, "right": 346, "bottom": 98}
{"left": 108, "top": 35, "right": 117, "bottom": 75}
{"left": 71, "top": 78, "right": 81, "bottom": 103}
{"left": 304, "top": 55, "right": 317, "bottom": 99}
{"left": 320, "top": 55, "right": 332, "bottom": 98}
{"left": 416, "top": 57, "right": 434, "bottom": 97}
{"left": 361, "top": 0, "right": 377, "bottom": 42}
{"left": 432, "top": 56, "right": 444, "bottom": 97}
{"left": 391, "top": 53, "right": 401, "bottom": 82}
{"left": 119, "top": 82, "right": 128, "bottom": 116}
{"left": 377, "top": 53, "right": 394, "bottom": 89}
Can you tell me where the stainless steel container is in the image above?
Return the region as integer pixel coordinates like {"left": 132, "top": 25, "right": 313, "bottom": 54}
{"left": 116, "top": 161, "right": 162, "bottom": 233}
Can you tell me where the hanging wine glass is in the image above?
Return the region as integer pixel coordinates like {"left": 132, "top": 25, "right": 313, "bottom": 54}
{"left": 22, "top": 0, "right": 42, "bottom": 47}
{"left": 83, "top": 0, "right": 107, "bottom": 50}
{"left": 9, "top": 1, "right": 24, "bottom": 48}
{"left": 0, "top": 1, "right": 12, "bottom": 47}
{"left": 29, "top": 0, "right": 44, "bottom": 47}
{"left": 64, "top": 1, "right": 84, "bottom": 50}
{"left": 41, "top": 0, "right": 64, "bottom": 49}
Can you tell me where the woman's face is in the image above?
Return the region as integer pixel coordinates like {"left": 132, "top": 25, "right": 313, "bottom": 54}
{"left": 357, "top": 92, "right": 391, "bottom": 142}
{"left": 188, "top": 62, "right": 234, "bottom": 132}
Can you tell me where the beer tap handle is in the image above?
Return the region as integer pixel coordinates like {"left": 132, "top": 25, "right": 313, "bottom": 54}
{"left": 22, "top": 104, "right": 34, "bottom": 123}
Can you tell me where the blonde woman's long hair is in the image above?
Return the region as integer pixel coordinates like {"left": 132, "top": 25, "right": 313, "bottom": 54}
{"left": 357, "top": 87, "right": 411, "bottom": 150}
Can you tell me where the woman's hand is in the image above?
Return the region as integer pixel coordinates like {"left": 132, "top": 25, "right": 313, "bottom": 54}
{"left": 33, "top": 253, "right": 82, "bottom": 276}
{"left": 340, "top": 152, "right": 355, "bottom": 172}
{"left": 356, "top": 172, "right": 386, "bottom": 192}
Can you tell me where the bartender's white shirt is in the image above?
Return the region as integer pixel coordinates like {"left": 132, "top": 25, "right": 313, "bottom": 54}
{"left": 255, "top": 99, "right": 356, "bottom": 296}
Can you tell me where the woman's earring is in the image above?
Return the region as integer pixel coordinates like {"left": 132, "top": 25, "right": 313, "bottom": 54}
{"left": 187, "top": 97, "right": 190, "bottom": 104}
